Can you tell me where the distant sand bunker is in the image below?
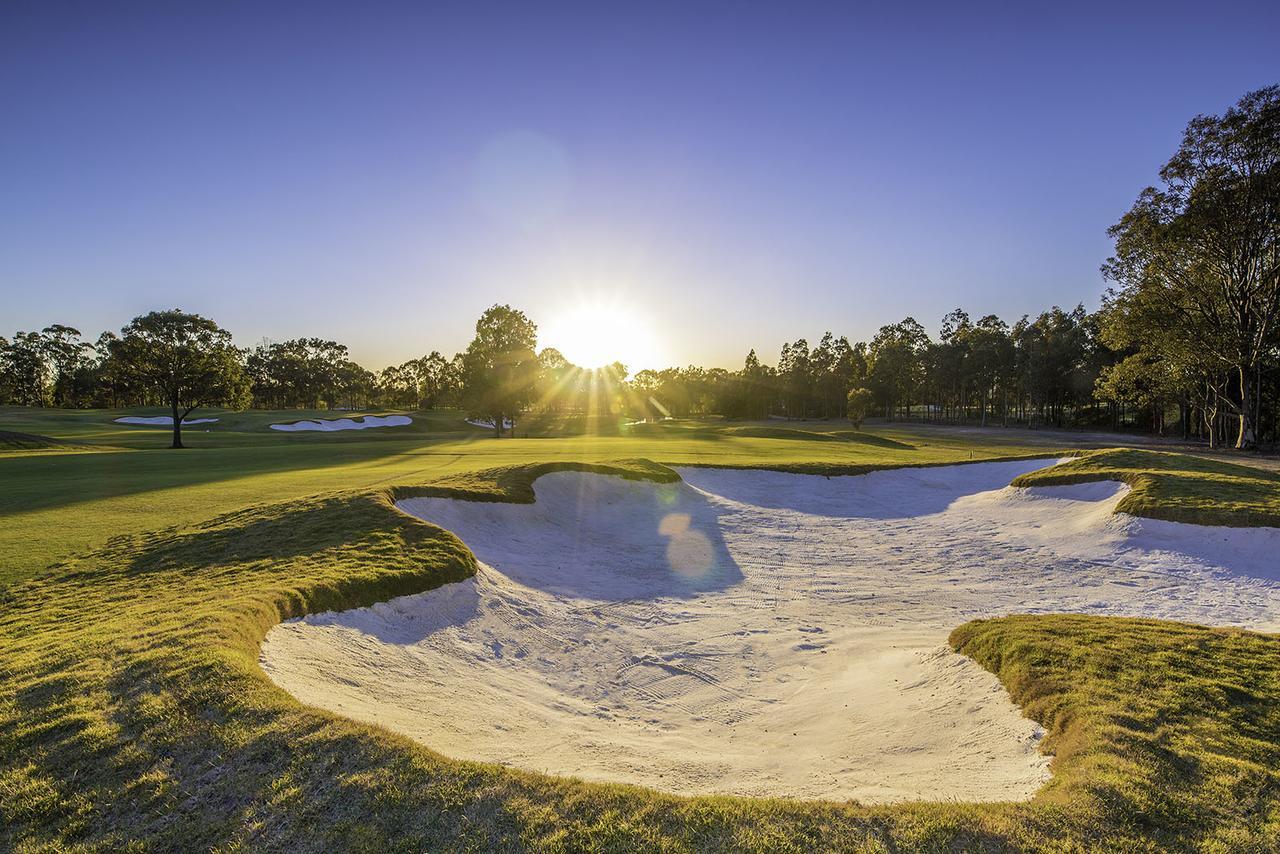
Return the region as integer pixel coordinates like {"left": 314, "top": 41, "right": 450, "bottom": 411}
{"left": 115, "top": 416, "right": 218, "bottom": 425}
{"left": 261, "top": 459, "right": 1280, "bottom": 803}
{"left": 270, "top": 415, "right": 411, "bottom": 432}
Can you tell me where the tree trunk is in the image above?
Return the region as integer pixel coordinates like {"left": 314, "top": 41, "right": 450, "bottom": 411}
{"left": 1236, "top": 366, "right": 1256, "bottom": 450}
{"left": 170, "top": 402, "right": 184, "bottom": 449}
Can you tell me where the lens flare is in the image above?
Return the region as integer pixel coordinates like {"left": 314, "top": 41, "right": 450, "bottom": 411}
{"left": 541, "top": 300, "right": 663, "bottom": 370}
{"left": 659, "top": 512, "right": 715, "bottom": 578}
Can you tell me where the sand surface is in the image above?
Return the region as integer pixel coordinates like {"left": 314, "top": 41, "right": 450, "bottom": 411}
{"left": 466, "top": 417, "right": 514, "bottom": 430}
{"left": 261, "top": 459, "right": 1280, "bottom": 803}
{"left": 114, "top": 415, "right": 218, "bottom": 425}
{"left": 270, "top": 415, "right": 411, "bottom": 432}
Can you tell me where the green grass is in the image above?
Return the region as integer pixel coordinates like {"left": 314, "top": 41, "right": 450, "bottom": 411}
{"left": 3, "top": 408, "right": 1280, "bottom": 850}
{"left": 1012, "top": 448, "right": 1280, "bottom": 527}
{"left": 0, "top": 407, "right": 1056, "bottom": 589}
{"left": 0, "top": 429, "right": 107, "bottom": 453}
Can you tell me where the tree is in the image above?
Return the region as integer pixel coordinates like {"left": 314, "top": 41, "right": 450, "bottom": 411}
{"left": 1096, "top": 284, "right": 1224, "bottom": 442}
{"left": 41, "top": 325, "right": 90, "bottom": 407}
{"left": 1104, "top": 85, "right": 1280, "bottom": 448}
{"left": 777, "top": 339, "right": 811, "bottom": 418}
{"left": 111, "top": 310, "right": 250, "bottom": 448}
{"left": 460, "top": 305, "right": 539, "bottom": 437}
{"left": 245, "top": 338, "right": 355, "bottom": 409}
{"left": 967, "top": 315, "right": 1015, "bottom": 426}
{"left": 846, "top": 387, "right": 873, "bottom": 429}
{"left": 2, "top": 332, "right": 51, "bottom": 406}
{"left": 535, "top": 347, "right": 575, "bottom": 412}
{"left": 414, "top": 351, "right": 459, "bottom": 409}
{"left": 868, "top": 318, "right": 928, "bottom": 419}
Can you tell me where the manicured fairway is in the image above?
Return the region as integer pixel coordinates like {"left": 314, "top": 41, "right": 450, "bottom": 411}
{"left": 0, "top": 407, "right": 1061, "bottom": 588}
{"left": 3, "top": 408, "right": 1280, "bottom": 851}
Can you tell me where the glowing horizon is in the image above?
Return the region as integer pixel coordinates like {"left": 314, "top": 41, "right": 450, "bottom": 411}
{"left": 539, "top": 299, "right": 667, "bottom": 373}
{"left": 3, "top": 5, "right": 1276, "bottom": 372}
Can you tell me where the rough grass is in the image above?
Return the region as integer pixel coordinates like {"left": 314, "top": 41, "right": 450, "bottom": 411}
{"left": 3, "top": 458, "right": 1280, "bottom": 850}
{"left": 1012, "top": 448, "right": 1280, "bottom": 527}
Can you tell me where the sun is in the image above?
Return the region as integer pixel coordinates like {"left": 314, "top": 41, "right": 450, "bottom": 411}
{"left": 540, "top": 301, "right": 663, "bottom": 371}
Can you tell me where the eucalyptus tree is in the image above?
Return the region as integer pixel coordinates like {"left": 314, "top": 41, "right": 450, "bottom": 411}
{"left": 777, "top": 339, "right": 811, "bottom": 418}
{"left": 40, "top": 325, "right": 90, "bottom": 407}
{"left": 868, "top": 318, "right": 928, "bottom": 419}
{"left": 810, "top": 332, "right": 857, "bottom": 418}
{"left": 1104, "top": 85, "right": 1280, "bottom": 448}
{"left": 2, "top": 331, "right": 53, "bottom": 406}
{"left": 932, "top": 309, "right": 972, "bottom": 421}
{"left": 414, "top": 351, "right": 460, "bottom": 408}
{"left": 535, "top": 347, "right": 576, "bottom": 412}
{"left": 739, "top": 349, "right": 775, "bottom": 419}
{"left": 967, "top": 315, "right": 1015, "bottom": 426}
{"left": 846, "top": 387, "right": 873, "bottom": 429}
{"left": 111, "top": 310, "right": 250, "bottom": 449}
{"left": 461, "top": 305, "right": 540, "bottom": 437}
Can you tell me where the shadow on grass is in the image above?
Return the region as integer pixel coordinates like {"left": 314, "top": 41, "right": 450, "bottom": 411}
{"left": 815, "top": 430, "right": 915, "bottom": 449}
{"left": 0, "top": 437, "right": 433, "bottom": 518}
{"left": 122, "top": 498, "right": 369, "bottom": 574}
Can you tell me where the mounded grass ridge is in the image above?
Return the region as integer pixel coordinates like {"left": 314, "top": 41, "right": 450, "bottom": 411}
{"left": 1012, "top": 448, "right": 1280, "bottom": 528}
{"left": 675, "top": 449, "right": 1078, "bottom": 477}
{"left": 386, "top": 458, "right": 682, "bottom": 505}
{"left": 0, "top": 429, "right": 103, "bottom": 454}
{"left": 3, "top": 455, "right": 1280, "bottom": 850}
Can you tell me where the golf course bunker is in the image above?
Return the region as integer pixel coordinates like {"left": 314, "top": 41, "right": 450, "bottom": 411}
{"left": 114, "top": 415, "right": 218, "bottom": 425}
{"left": 270, "top": 415, "right": 411, "bottom": 432}
{"left": 466, "top": 417, "right": 514, "bottom": 430}
{"left": 261, "top": 458, "right": 1280, "bottom": 803}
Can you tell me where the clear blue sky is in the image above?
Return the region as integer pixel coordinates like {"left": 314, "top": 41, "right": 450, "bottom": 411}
{"left": 2, "top": 1, "right": 1277, "bottom": 370}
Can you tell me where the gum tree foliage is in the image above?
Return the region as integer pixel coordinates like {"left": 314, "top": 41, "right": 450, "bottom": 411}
{"left": 846, "top": 387, "right": 873, "bottom": 429}
{"left": 1103, "top": 85, "right": 1280, "bottom": 448}
{"left": 377, "top": 352, "right": 460, "bottom": 410}
{"left": 110, "top": 310, "right": 250, "bottom": 449}
{"left": 245, "top": 338, "right": 369, "bottom": 410}
{"left": 1, "top": 331, "right": 54, "bottom": 406}
{"left": 40, "top": 325, "right": 91, "bottom": 407}
{"left": 534, "top": 347, "right": 575, "bottom": 414}
{"left": 867, "top": 318, "right": 929, "bottom": 419}
{"left": 0, "top": 326, "right": 91, "bottom": 407}
{"left": 461, "top": 304, "right": 540, "bottom": 437}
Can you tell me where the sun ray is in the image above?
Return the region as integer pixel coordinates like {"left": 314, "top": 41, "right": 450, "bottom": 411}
{"left": 540, "top": 300, "right": 662, "bottom": 370}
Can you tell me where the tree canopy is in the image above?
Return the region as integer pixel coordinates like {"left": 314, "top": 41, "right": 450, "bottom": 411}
{"left": 111, "top": 310, "right": 250, "bottom": 448}
{"left": 1102, "top": 85, "right": 1280, "bottom": 448}
{"left": 460, "top": 305, "right": 540, "bottom": 437}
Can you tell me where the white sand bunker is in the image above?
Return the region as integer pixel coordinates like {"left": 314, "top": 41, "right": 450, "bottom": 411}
{"left": 114, "top": 415, "right": 218, "bottom": 425}
{"left": 466, "top": 417, "right": 514, "bottom": 430}
{"left": 270, "top": 415, "right": 412, "bottom": 432}
{"left": 261, "top": 459, "right": 1280, "bottom": 803}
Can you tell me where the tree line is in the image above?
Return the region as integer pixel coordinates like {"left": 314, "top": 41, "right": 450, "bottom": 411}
{"left": 2, "top": 85, "right": 1277, "bottom": 448}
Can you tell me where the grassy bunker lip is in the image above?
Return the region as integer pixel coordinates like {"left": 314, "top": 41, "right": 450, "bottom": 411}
{"left": 4, "top": 450, "right": 1280, "bottom": 850}
{"left": 1013, "top": 448, "right": 1280, "bottom": 528}
{"left": 269, "top": 459, "right": 1079, "bottom": 803}
{"left": 265, "top": 455, "right": 1280, "bottom": 807}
